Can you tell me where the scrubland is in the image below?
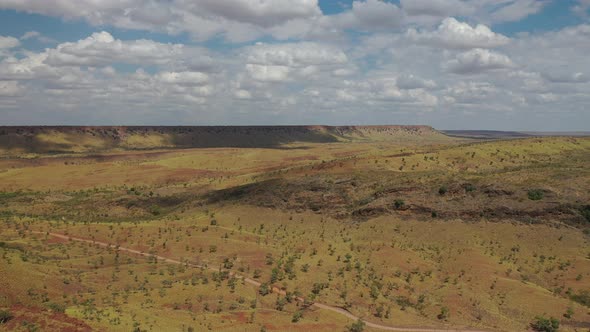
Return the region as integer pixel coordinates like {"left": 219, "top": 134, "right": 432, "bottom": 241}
{"left": 0, "top": 127, "right": 588, "bottom": 331}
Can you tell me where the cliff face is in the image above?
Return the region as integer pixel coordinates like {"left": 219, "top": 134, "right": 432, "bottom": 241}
{"left": 0, "top": 125, "right": 449, "bottom": 154}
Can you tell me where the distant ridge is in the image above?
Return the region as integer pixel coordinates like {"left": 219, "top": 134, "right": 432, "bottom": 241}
{"left": 0, "top": 125, "right": 449, "bottom": 154}
{"left": 444, "top": 130, "right": 590, "bottom": 139}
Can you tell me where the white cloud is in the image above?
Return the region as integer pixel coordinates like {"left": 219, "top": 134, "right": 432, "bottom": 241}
{"left": 246, "top": 64, "right": 290, "bottom": 82}
{"left": 407, "top": 17, "right": 510, "bottom": 49}
{"left": 0, "top": 81, "right": 23, "bottom": 97}
{"left": 20, "top": 31, "right": 40, "bottom": 40}
{"left": 156, "top": 71, "right": 209, "bottom": 86}
{"left": 488, "top": 0, "right": 548, "bottom": 23}
{"left": 234, "top": 89, "right": 252, "bottom": 99}
{"left": 245, "top": 42, "right": 347, "bottom": 67}
{"left": 396, "top": 74, "right": 437, "bottom": 89}
{"left": 190, "top": 0, "right": 321, "bottom": 27}
{"left": 572, "top": 0, "right": 590, "bottom": 16}
{"left": 44, "top": 32, "right": 189, "bottom": 67}
{"left": 445, "top": 48, "right": 516, "bottom": 74}
{"left": 0, "top": 36, "right": 20, "bottom": 49}
{"left": 401, "top": 0, "right": 473, "bottom": 17}
{"left": 20, "top": 30, "right": 57, "bottom": 44}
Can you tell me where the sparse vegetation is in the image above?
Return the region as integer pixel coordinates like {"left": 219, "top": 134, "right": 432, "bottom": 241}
{"left": 530, "top": 316, "right": 559, "bottom": 332}
{"left": 0, "top": 132, "right": 589, "bottom": 332}
{"left": 0, "top": 310, "right": 13, "bottom": 324}
{"left": 528, "top": 189, "right": 545, "bottom": 201}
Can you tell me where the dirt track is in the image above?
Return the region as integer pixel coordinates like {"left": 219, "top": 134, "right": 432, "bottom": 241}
{"left": 33, "top": 231, "right": 490, "bottom": 332}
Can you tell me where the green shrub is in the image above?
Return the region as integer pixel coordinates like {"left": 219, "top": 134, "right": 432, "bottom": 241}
{"left": 347, "top": 319, "right": 365, "bottom": 332}
{"left": 530, "top": 316, "right": 559, "bottom": 332}
{"left": 291, "top": 310, "right": 303, "bottom": 323}
{"left": 394, "top": 199, "right": 405, "bottom": 209}
{"left": 47, "top": 302, "right": 66, "bottom": 313}
{"left": 527, "top": 189, "right": 544, "bottom": 201}
{"left": 570, "top": 290, "right": 590, "bottom": 307}
{"left": 437, "top": 306, "right": 449, "bottom": 320}
{"left": 465, "top": 184, "right": 476, "bottom": 192}
{"left": 438, "top": 186, "right": 447, "bottom": 195}
{"left": 0, "top": 309, "right": 13, "bottom": 324}
{"left": 149, "top": 205, "right": 161, "bottom": 216}
{"left": 580, "top": 205, "right": 590, "bottom": 222}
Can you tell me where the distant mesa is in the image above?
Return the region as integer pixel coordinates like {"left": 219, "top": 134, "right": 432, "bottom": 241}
{"left": 0, "top": 125, "right": 449, "bottom": 154}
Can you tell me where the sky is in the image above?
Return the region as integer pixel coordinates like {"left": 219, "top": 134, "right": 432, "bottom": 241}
{"left": 0, "top": 0, "right": 589, "bottom": 130}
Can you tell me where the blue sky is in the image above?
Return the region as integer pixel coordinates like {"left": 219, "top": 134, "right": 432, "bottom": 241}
{"left": 0, "top": 0, "right": 589, "bottom": 130}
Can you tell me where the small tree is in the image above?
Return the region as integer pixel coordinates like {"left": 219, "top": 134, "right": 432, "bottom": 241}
{"left": 530, "top": 316, "right": 559, "bottom": 332}
{"left": 347, "top": 319, "right": 365, "bottom": 332}
{"left": 0, "top": 309, "right": 13, "bottom": 324}
{"left": 527, "top": 189, "right": 544, "bottom": 201}
{"left": 291, "top": 310, "right": 303, "bottom": 323}
{"left": 438, "top": 186, "right": 447, "bottom": 195}
{"left": 437, "top": 306, "right": 450, "bottom": 320}
{"left": 259, "top": 283, "right": 271, "bottom": 296}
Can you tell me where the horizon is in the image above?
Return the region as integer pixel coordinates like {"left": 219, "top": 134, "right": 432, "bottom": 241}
{"left": 0, "top": 1, "right": 589, "bottom": 130}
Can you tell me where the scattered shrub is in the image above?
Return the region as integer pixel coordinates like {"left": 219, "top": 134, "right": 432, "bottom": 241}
{"left": 47, "top": 302, "right": 66, "bottom": 313}
{"left": 0, "top": 309, "right": 13, "bottom": 324}
{"left": 527, "top": 189, "right": 544, "bottom": 201}
{"left": 394, "top": 199, "right": 405, "bottom": 209}
{"left": 465, "top": 184, "right": 476, "bottom": 192}
{"left": 437, "top": 306, "right": 449, "bottom": 320}
{"left": 149, "top": 205, "right": 161, "bottom": 216}
{"left": 580, "top": 205, "right": 590, "bottom": 222}
{"left": 530, "top": 316, "right": 559, "bottom": 332}
{"left": 438, "top": 186, "right": 447, "bottom": 195}
{"left": 570, "top": 290, "right": 590, "bottom": 307}
{"left": 347, "top": 319, "right": 365, "bottom": 332}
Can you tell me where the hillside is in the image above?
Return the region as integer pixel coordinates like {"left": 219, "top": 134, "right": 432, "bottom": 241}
{"left": 0, "top": 125, "right": 451, "bottom": 155}
{"left": 0, "top": 135, "right": 588, "bottom": 332}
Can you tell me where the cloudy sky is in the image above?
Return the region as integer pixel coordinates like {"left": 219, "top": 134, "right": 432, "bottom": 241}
{"left": 0, "top": 0, "right": 589, "bottom": 130}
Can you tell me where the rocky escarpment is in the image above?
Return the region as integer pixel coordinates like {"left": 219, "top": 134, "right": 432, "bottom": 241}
{"left": 0, "top": 125, "right": 449, "bottom": 154}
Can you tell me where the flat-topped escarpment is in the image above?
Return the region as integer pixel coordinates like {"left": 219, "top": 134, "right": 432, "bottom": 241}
{"left": 0, "top": 125, "right": 450, "bottom": 154}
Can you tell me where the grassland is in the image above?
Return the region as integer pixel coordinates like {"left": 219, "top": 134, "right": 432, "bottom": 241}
{"left": 0, "top": 127, "right": 589, "bottom": 332}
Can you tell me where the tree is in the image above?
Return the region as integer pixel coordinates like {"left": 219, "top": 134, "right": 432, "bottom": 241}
{"left": 0, "top": 310, "right": 13, "bottom": 324}
{"left": 292, "top": 310, "right": 303, "bottom": 323}
{"left": 530, "top": 316, "right": 559, "bottom": 332}
{"left": 437, "top": 306, "right": 450, "bottom": 320}
{"left": 259, "top": 283, "right": 270, "bottom": 296}
{"left": 347, "top": 319, "right": 365, "bottom": 332}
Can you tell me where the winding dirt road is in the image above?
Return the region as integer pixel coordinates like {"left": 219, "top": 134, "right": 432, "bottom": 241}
{"left": 33, "top": 231, "right": 490, "bottom": 332}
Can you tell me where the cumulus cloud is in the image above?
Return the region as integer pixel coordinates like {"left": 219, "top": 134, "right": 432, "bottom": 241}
{"left": 242, "top": 42, "right": 350, "bottom": 82}
{"left": 20, "top": 30, "right": 57, "bottom": 43}
{"left": 189, "top": 0, "right": 321, "bottom": 27}
{"left": 0, "top": 36, "right": 20, "bottom": 49}
{"left": 407, "top": 17, "right": 510, "bottom": 49}
{"left": 245, "top": 42, "right": 347, "bottom": 67}
{"left": 445, "top": 48, "right": 516, "bottom": 74}
{"left": 488, "top": 0, "right": 548, "bottom": 23}
{"left": 572, "top": 0, "right": 590, "bottom": 16}
{"left": 156, "top": 71, "right": 209, "bottom": 86}
{"left": 44, "top": 32, "right": 188, "bottom": 67}
{"left": 246, "top": 64, "right": 291, "bottom": 82}
{"left": 401, "top": 0, "right": 473, "bottom": 17}
{"left": 0, "top": 81, "right": 23, "bottom": 97}
{"left": 0, "top": 5, "right": 589, "bottom": 129}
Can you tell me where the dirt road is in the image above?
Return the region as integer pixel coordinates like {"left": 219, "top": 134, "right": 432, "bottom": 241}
{"left": 33, "top": 231, "right": 490, "bottom": 332}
